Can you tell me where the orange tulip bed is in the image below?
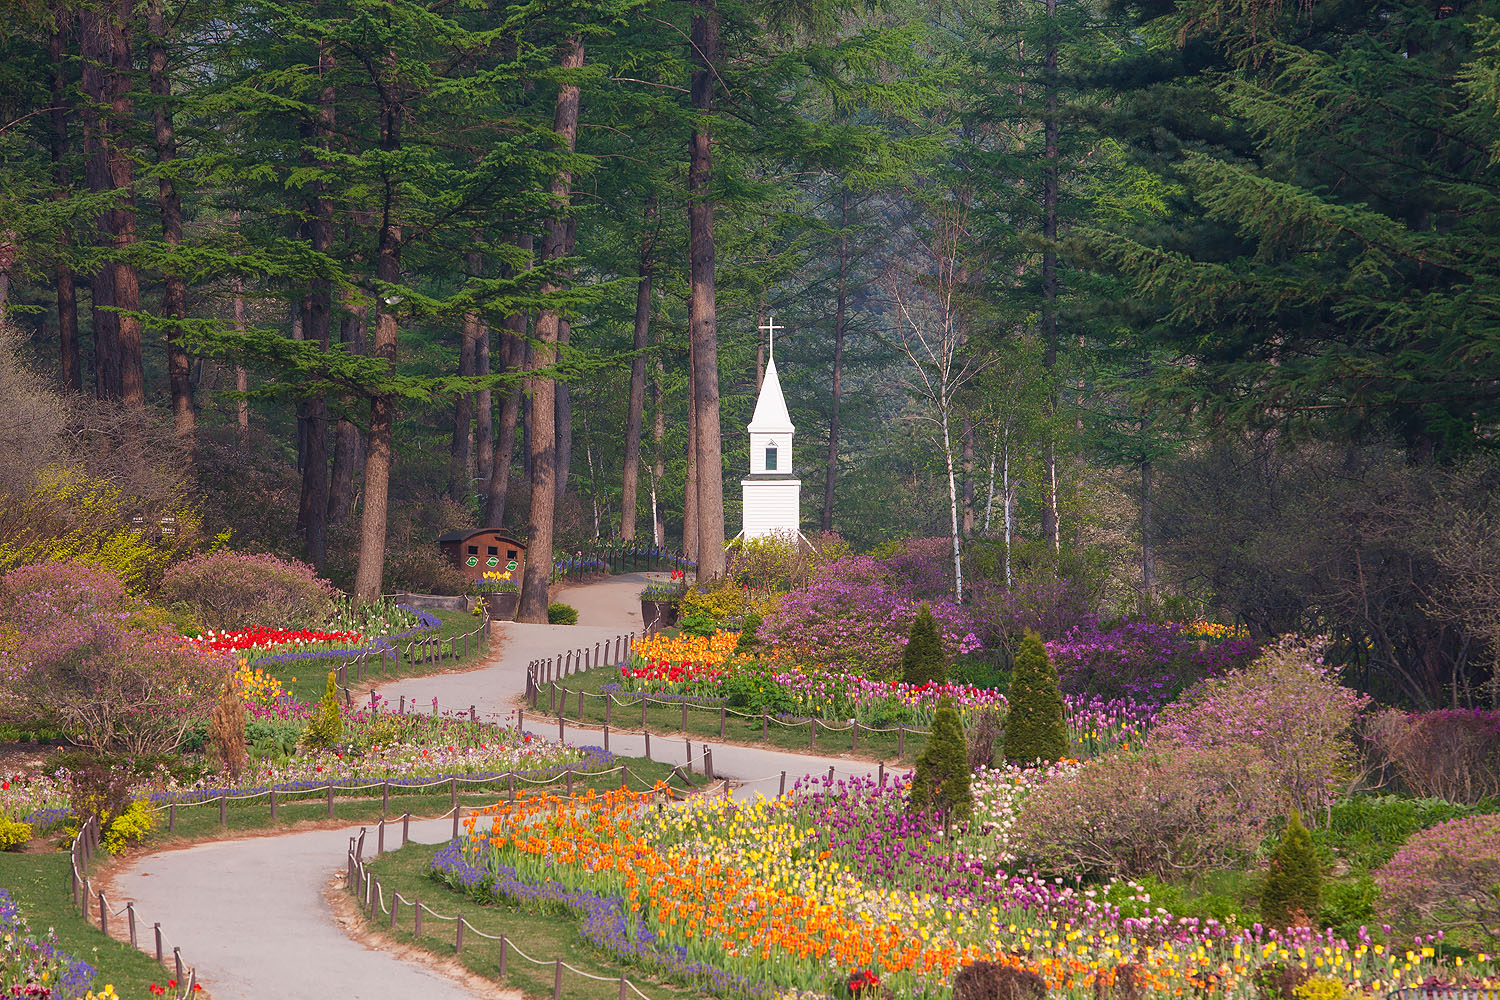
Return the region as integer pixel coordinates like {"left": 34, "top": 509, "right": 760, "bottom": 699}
{"left": 432, "top": 778, "right": 1494, "bottom": 1000}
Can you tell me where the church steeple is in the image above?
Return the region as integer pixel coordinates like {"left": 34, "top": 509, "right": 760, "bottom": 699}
{"left": 741, "top": 315, "right": 801, "bottom": 540}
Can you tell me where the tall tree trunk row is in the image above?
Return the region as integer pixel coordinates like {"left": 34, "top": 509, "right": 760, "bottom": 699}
{"left": 620, "top": 198, "right": 656, "bottom": 542}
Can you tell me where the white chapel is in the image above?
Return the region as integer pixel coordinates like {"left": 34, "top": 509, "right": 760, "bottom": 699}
{"left": 741, "top": 317, "right": 801, "bottom": 540}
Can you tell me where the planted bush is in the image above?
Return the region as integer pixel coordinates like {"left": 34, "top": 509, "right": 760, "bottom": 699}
{"left": 301, "top": 671, "right": 343, "bottom": 750}
{"left": 1261, "top": 811, "right": 1322, "bottom": 928}
{"left": 1015, "top": 742, "right": 1280, "bottom": 878}
{"left": 160, "top": 550, "right": 337, "bottom": 630}
{"left": 1364, "top": 707, "right": 1500, "bottom": 805}
{"left": 1003, "top": 631, "right": 1067, "bottom": 764}
{"left": 0, "top": 560, "right": 129, "bottom": 614}
{"left": 1375, "top": 813, "right": 1500, "bottom": 948}
{"left": 910, "top": 697, "right": 971, "bottom": 822}
{"left": 901, "top": 604, "right": 948, "bottom": 686}
{"left": 548, "top": 602, "right": 579, "bottom": 625}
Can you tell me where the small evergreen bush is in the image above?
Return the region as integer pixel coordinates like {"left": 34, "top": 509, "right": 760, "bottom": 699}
{"left": 910, "top": 697, "right": 972, "bottom": 822}
{"left": 300, "top": 671, "right": 343, "bottom": 750}
{"left": 1261, "top": 811, "right": 1322, "bottom": 927}
{"left": 1003, "top": 630, "right": 1068, "bottom": 764}
{"left": 901, "top": 603, "right": 948, "bottom": 686}
{"left": 547, "top": 602, "right": 579, "bottom": 625}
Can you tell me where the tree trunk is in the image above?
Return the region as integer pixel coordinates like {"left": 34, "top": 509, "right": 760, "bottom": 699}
{"left": 1039, "top": 0, "right": 1061, "bottom": 552}
{"left": 555, "top": 313, "right": 573, "bottom": 501}
{"left": 518, "top": 36, "right": 585, "bottom": 623}
{"left": 146, "top": 0, "right": 194, "bottom": 447}
{"left": 652, "top": 347, "right": 666, "bottom": 546}
{"left": 962, "top": 413, "right": 975, "bottom": 538}
{"left": 476, "top": 304, "right": 492, "bottom": 489}
{"left": 1141, "top": 458, "right": 1156, "bottom": 600}
{"left": 688, "top": 0, "right": 726, "bottom": 579}
{"left": 483, "top": 233, "right": 532, "bottom": 528}
{"left": 82, "top": 3, "right": 145, "bottom": 408}
{"left": 941, "top": 396, "right": 964, "bottom": 603}
{"left": 48, "top": 26, "right": 81, "bottom": 392}
{"left": 684, "top": 336, "right": 698, "bottom": 562}
{"left": 295, "top": 45, "right": 336, "bottom": 569}
{"left": 1003, "top": 424, "right": 1012, "bottom": 588}
{"left": 353, "top": 52, "right": 405, "bottom": 600}
{"left": 984, "top": 430, "right": 997, "bottom": 533}
{"left": 820, "top": 187, "right": 849, "bottom": 533}
{"left": 449, "top": 253, "right": 483, "bottom": 502}
{"left": 78, "top": 10, "right": 117, "bottom": 399}
{"left": 620, "top": 203, "right": 655, "bottom": 542}
{"left": 327, "top": 293, "right": 366, "bottom": 526}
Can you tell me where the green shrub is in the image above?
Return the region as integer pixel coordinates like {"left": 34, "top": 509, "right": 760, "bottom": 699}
{"left": 910, "top": 697, "right": 971, "bottom": 822}
{"left": 1262, "top": 811, "right": 1322, "bottom": 928}
{"left": 676, "top": 608, "right": 716, "bottom": 636}
{"left": 0, "top": 817, "right": 32, "bottom": 851}
{"left": 300, "top": 671, "right": 343, "bottom": 750}
{"left": 950, "top": 655, "right": 1009, "bottom": 691}
{"left": 1003, "top": 630, "right": 1068, "bottom": 764}
{"left": 901, "top": 603, "right": 948, "bottom": 686}
{"left": 547, "top": 602, "right": 579, "bottom": 625}
{"left": 1318, "top": 874, "right": 1379, "bottom": 941}
{"left": 102, "top": 799, "right": 153, "bottom": 853}
{"left": 734, "top": 612, "right": 763, "bottom": 654}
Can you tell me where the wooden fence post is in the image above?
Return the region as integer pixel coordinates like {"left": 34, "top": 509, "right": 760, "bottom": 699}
{"left": 389, "top": 893, "right": 398, "bottom": 929}
{"left": 852, "top": 722, "right": 858, "bottom": 753}
{"left": 270, "top": 789, "right": 277, "bottom": 822}
{"left": 878, "top": 762, "right": 885, "bottom": 786}
{"left": 470, "top": 705, "right": 476, "bottom": 723}
{"left": 127, "top": 902, "right": 137, "bottom": 947}
{"left": 762, "top": 711, "right": 768, "bottom": 740}
{"left": 449, "top": 776, "right": 458, "bottom": 813}
{"left": 779, "top": 771, "right": 786, "bottom": 796}
{"left": 641, "top": 697, "right": 648, "bottom": 730}
{"left": 455, "top": 916, "right": 465, "bottom": 954}
{"left": 168, "top": 803, "right": 176, "bottom": 833}
{"left": 605, "top": 697, "right": 612, "bottom": 730}
{"left": 553, "top": 958, "right": 563, "bottom": 999}
{"left": 558, "top": 710, "right": 565, "bottom": 742}
{"left": 97, "top": 891, "right": 106, "bottom": 935}
{"left": 719, "top": 706, "right": 726, "bottom": 739}
{"left": 604, "top": 723, "right": 610, "bottom": 752}
{"left": 174, "top": 948, "right": 184, "bottom": 986}
{"left": 399, "top": 695, "right": 406, "bottom": 714}
{"left": 897, "top": 723, "right": 905, "bottom": 757}
{"left": 403, "top": 812, "right": 411, "bottom": 846}
{"left": 810, "top": 718, "right": 817, "bottom": 749}
{"left": 154, "top": 923, "right": 163, "bottom": 963}
{"left": 686, "top": 739, "right": 692, "bottom": 773}
{"left": 644, "top": 730, "right": 651, "bottom": 760}
{"left": 498, "top": 935, "right": 508, "bottom": 976}
{"left": 681, "top": 702, "right": 687, "bottom": 732}
{"left": 377, "top": 819, "right": 385, "bottom": 856}
{"left": 827, "top": 766, "right": 835, "bottom": 785}
{"left": 577, "top": 688, "right": 584, "bottom": 721}
{"left": 326, "top": 782, "right": 334, "bottom": 818}
{"left": 382, "top": 780, "right": 389, "bottom": 815}
{"left": 218, "top": 794, "right": 227, "bottom": 827}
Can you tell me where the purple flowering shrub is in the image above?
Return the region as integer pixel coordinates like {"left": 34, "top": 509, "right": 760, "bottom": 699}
{"left": 875, "top": 536, "right": 956, "bottom": 600}
{"left": 758, "top": 553, "right": 979, "bottom": 677}
{"left": 1151, "top": 637, "right": 1369, "bottom": 817}
{"left": 160, "top": 550, "right": 338, "bottom": 630}
{"left": 1044, "top": 618, "right": 1258, "bottom": 702}
{"left": 1375, "top": 814, "right": 1500, "bottom": 947}
{"left": 1364, "top": 708, "right": 1500, "bottom": 805}
{"left": 1016, "top": 639, "right": 1368, "bottom": 878}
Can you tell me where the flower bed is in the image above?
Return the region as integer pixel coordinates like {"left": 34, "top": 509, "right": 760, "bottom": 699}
{"left": 449, "top": 778, "right": 1495, "bottom": 1000}
{"left": 0, "top": 887, "right": 99, "bottom": 999}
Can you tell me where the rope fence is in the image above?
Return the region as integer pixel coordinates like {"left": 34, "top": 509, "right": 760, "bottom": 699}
{"left": 334, "top": 619, "right": 492, "bottom": 705}
{"left": 70, "top": 816, "right": 198, "bottom": 1000}
{"left": 524, "top": 633, "right": 935, "bottom": 763}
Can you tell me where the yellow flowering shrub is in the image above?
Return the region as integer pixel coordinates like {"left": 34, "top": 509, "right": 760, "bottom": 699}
{"left": 1293, "top": 975, "right": 1350, "bottom": 1000}
{"left": 679, "top": 582, "right": 783, "bottom": 627}
{"left": 0, "top": 817, "right": 32, "bottom": 851}
{"left": 101, "top": 800, "right": 153, "bottom": 854}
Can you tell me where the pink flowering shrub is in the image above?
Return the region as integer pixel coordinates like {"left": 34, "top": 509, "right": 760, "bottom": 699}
{"left": 759, "top": 554, "right": 979, "bottom": 677}
{"left": 1014, "top": 742, "right": 1282, "bottom": 878}
{"left": 160, "top": 550, "right": 338, "bottom": 630}
{"left": 1364, "top": 708, "right": 1500, "bottom": 805}
{"left": 875, "top": 536, "right": 956, "bottom": 600}
{"left": 1374, "top": 814, "right": 1500, "bottom": 947}
{"left": 1151, "top": 637, "right": 1368, "bottom": 816}
{"left": 1, "top": 561, "right": 129, "bottom": 618}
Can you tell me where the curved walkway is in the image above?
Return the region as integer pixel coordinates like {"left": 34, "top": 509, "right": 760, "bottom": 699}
{"left": 111, "top": 573, "right": 881, "bottom": 999}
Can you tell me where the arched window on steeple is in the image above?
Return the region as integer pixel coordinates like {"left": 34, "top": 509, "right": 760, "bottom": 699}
{"left": 765, "top": 444, "right": 778, "bottom": 471}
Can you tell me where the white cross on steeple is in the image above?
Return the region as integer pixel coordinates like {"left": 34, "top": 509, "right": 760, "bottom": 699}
{"left": 759, "top": 313, "right": 783, "bottom": 363}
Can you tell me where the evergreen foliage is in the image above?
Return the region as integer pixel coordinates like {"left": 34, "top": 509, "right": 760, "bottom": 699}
{"left": 300, "top": 672, "right": 343, "bottom": 751}
{"left": 547, "top": 603, "right": 579, "bottom": 626}
{"left": 910, "top": 697, "right": 972, "bottom": 823}
{"left": 1003, "top": 631, "right": 1068, "bottom": 764}
{"left": 1262, "top": 810, "right": 1322, "bottom": 928}
{"left": 901, "top": 603, "right": 948, "bottom": 686}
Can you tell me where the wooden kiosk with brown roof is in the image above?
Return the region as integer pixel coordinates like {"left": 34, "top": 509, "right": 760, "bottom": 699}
{"left": 437, "top": 528, "right": 526, "bottom": 585}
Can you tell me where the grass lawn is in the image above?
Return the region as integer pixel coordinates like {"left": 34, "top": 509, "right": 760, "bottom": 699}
{"left": 536, "top": 663, "right": 930, "bottom": 764}
{"left": 267, "top": 608, "right": 495, "bottom": 704}
{"left": 0, "top": 851, "right": 177, "bottom": 997}
{"left": 360, "top": 841, "right": 704, "bottom": 1000}
{"left": 144, "top": 758, "right": 689, "bottom": 846}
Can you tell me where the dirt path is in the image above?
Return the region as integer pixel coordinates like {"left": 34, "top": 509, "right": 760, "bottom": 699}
{"left": 110, "top": 573, "right": 879, "bottom": 998}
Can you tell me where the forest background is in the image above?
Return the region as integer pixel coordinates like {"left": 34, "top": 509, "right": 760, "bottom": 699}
{"left": 1, "top": 0, "right": 1498, "bottom": 709}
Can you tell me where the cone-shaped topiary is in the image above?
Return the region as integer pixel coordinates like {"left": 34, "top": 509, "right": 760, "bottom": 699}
{"left": 911, "top": 697, "right": 972, "bottom": 822}
{"left": 1003, "top": 630, "right": 1068, "bottom": 764}
{"left": 1261, "top": 810, "right": 1322, "bottom": 927}
{"left": 300, "top": 670, "right": 344, "bottom": 750}
{"left": 901, "top": 603, "right": 948, "bottom": 686}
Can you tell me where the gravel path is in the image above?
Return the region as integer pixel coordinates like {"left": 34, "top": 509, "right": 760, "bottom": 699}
{"left": 109, "top": 573, "right": 879, "bottom": 998}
